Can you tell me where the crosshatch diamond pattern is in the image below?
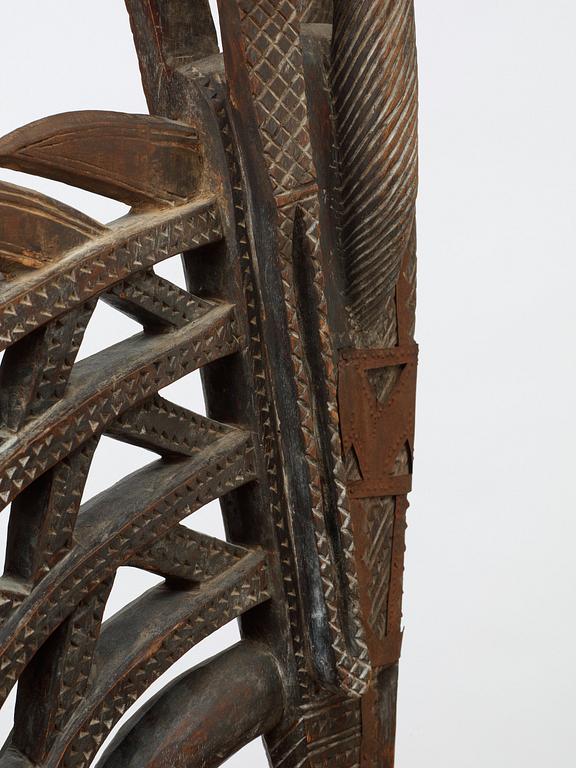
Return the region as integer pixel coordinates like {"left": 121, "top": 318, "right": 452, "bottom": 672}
{"left": 0, "top": 0, "right": 419, "bottom": 765}
{"left": 233, "top": 0, "right": 374, "bottom": 699}
{"left": 238, "top": 0, "right": 315, "bottom": 192}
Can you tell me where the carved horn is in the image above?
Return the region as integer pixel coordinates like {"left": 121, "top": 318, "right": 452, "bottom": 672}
{"left": 332, "top": 0, "right": 418, "bottom": 347}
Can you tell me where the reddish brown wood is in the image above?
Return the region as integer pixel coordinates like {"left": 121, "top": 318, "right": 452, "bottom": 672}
{"left": 0, "top": 2, "right": 418, "bottom": 766}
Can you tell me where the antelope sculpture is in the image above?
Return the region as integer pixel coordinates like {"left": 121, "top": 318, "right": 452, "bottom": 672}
{"left": 0, "top": 1, "right": 418, "bottom": 766}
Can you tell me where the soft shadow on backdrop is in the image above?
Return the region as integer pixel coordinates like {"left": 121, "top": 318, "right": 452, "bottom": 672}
{"left": 0, "top": 2, "right": 574, "bottom": 766}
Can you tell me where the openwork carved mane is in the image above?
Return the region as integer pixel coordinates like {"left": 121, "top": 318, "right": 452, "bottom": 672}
{"left": 0, "top": 1, "right": 418, "bottom": 766}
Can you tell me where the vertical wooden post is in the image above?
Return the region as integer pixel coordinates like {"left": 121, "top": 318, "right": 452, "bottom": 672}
{"left": 332, "top": 1, "right": 418, "bottom": 765}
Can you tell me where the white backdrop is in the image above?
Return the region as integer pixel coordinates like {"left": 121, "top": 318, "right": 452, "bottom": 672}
{"left": 0, "top": 2, "right": 574, "bottom": 766}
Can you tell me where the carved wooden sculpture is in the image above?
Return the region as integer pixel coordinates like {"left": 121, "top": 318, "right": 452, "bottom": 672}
{"left": 0, "top": 1, "right": 417, "bottom": 766}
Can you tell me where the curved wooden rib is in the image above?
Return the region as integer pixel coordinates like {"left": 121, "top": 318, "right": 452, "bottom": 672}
{"left": 99, "top": 642, "right": 284, "bottom": 768}
{"left": 0, "top": 181, "right": 106, "bottom": 276}
{"left": 0, "top": 112, "right": 204, "bottom": 208}
{"left": 4, "top": 437, "right": 99, "bottom": 588}
{"left": 0, "top": 428, "right": 256, "bottom": 705}
{"left": 45, "top": 553, "right": 269, "bottom": 768}
{"left": 12, "top": 579, "right": 113, "bottom": 766}
{"left": 0, "top": 304, "right": 239, "bottom": 509}
{"left": 0, "top": 196, "right": 221, "bottom": 351}
{"left": 0, "top": 300, "right": 96, "bottom": 432}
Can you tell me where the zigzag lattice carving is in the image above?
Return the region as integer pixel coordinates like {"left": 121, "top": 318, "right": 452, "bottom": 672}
{"left": 0, "top": 1, "right": 419, "bottom": 764}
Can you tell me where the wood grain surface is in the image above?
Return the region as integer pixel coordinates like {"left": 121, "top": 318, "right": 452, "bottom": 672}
{"left": 0, "top": 2, "right": 418, "bottom": 766}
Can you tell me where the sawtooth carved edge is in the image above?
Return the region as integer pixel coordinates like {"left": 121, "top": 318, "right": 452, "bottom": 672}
{"left": 0, "top": 2, "right": 418, "bottom": 766}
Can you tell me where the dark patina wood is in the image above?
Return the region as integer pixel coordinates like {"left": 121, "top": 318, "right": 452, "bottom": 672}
{"left": 0, "top": 1, "right": 418, "bottom": 766}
